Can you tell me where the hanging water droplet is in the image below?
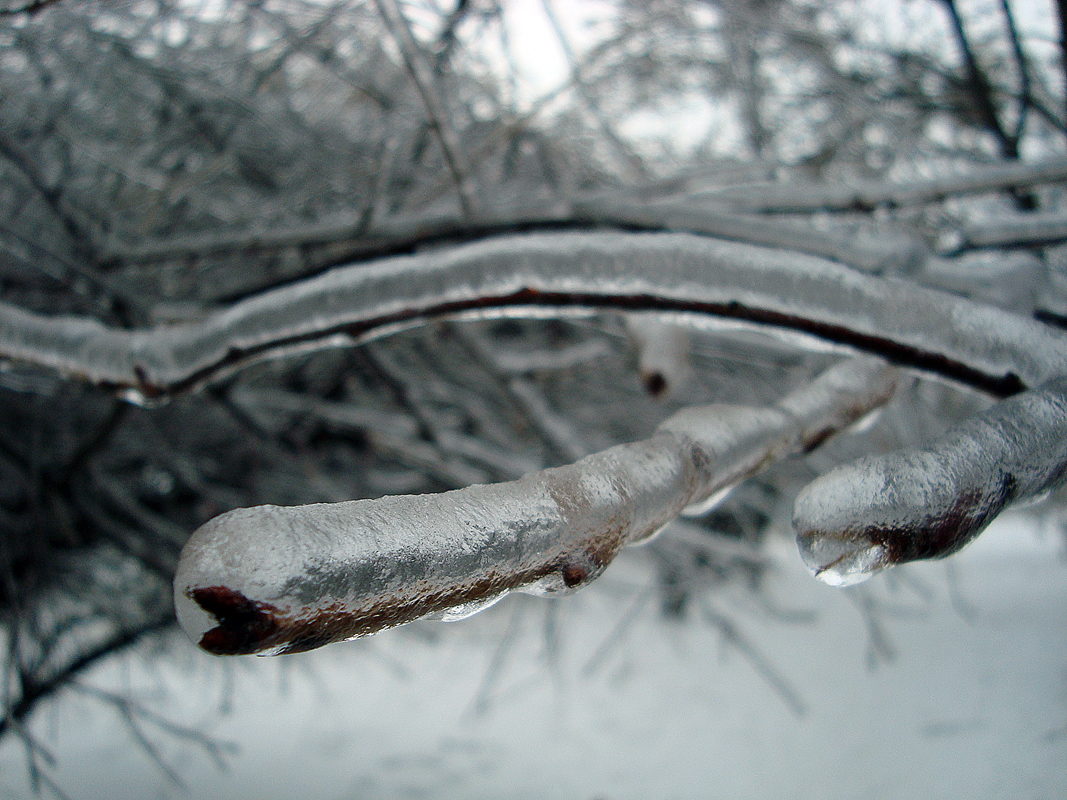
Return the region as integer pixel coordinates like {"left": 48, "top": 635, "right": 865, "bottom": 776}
{"left": 797, "top": 532, "right": 888, "bottom": 587}
{"left": 436, "top": 592, "right": 509, "bottom": 622}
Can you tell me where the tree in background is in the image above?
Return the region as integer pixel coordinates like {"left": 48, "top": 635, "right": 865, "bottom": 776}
{"left": 1, "top": 0, "right": 1066, "bottom": 789}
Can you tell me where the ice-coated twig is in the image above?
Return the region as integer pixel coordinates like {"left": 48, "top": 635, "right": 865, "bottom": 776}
{"left": 375, "top": 0, "right": 482, "bottom": 218}
{"left": 625, "top": 313, "right": 693, "bottom": 397}
{"left": 3, "top": 231, "right": 1065, "bottom": 399}
{"left": 576, "top": 196, "right": 930, "bottom": 274}
{"left": 444, "top": 322, "right": 588, "bottom": 462}
{"left": 173, "top": 358, "right": 900, "bottom": 655}
{"left": 697, "top": 157, "right": 1067, "bottom": 212}
{"left": 101, "top": 193, "right": 921, "bottom": 275}
{"left": 794, "top": 375, "right": 1067, "bottom": 587}
{"left": 949, "top": 212, "right": 1067, "bottom": 251}
{"left": 229, "top": 386, "right": 421, "bottom": 439}
{"left": 504, "top": 377, "right": 589, "bottom": 463}
{"left": 539, "top": 0, "right": 648, "bottom": 179}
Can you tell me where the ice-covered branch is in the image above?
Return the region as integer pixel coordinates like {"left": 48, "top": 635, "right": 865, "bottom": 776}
{"left": 948, "top": 211, "right": 1067, "bottom": 251}
{"left": 3, "top": 232, "right": 1065, "bottom": 399}
{"left": 174, "top": 358, "right": 900, "bottom": 655}
{"left": 573, "top": 197, "right": 930, "bottom": 274}
{"left": 697, "top": 157, "right": 1067, "bottom": 212}
{"left": 102, "top": 198, "right": 923, "bottom": 284}
{"left": 794, "top": 376, "right": 1067, "bottom": 586}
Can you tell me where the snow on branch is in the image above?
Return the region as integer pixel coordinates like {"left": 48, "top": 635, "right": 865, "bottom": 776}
{"left": 794, "top": 375, "right": 1067, "bottom": 587}
{"left": 2, "top": 231, "right": 1065, "bottom": 399}
{"left": 174, "top": 358, "right": 900, "bottom": 655}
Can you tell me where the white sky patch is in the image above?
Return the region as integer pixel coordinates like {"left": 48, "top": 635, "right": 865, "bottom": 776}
{"left": 498, "top": 0, "right": 618, "bottom": 109}
{"left": 617, "top": 93, "right": 719, "bottom": 157}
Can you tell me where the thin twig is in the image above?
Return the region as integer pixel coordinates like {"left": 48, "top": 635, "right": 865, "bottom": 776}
{"left": 997, "top": 0, "right": 1033, "bottom": 144}
{"left": 0, "top": 613, "right": 173, "bottom": 740}
{"left": 0, "top": 0, "right": 65, "bottom": 16}
{"left": 581, "top": 584, "right": 655, "bottom": 678}
{"left": 539, "top": 0, "right": 647, "bottom": 180}
{"left": 940, "top": 0, "right": 1017, "bottom": 159}
{"left": 376, "top": 0, "right": 482, "bottom": 218}
{"left": 701, "top": 599, "right": 807, "bottom": 716}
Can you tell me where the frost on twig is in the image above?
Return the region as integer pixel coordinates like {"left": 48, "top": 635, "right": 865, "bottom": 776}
{"left": 794, "top": 376, "right": 1067, "bottom": 587}
{"left": 174, "top": 358, "right": 899, "bottom": 655}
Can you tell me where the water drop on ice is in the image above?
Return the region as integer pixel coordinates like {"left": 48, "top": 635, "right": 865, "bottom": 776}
{"left": 796, "top": 532, "right": 888, "bottom": 587}
{"left": 436, "top": 592, "right": 509, "bottom": 622}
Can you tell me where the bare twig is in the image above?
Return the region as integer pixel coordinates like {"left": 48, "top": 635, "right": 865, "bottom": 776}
{"left": 69, "top": 683, "right": 237, "bottom": 775}
{"left": 581, "top": 584, "right": 655, "bottom": 678}
{"left": 701, "top": 600, "right": 808, "bottom": 716}
{"left": 845, "top": 586, "right": 897, "bottom": 669}
{"left": 466, "top": 599, "right": 524, "bottom": 717}
{"left": 433, "top": 0, "right": 473, "bottom": 76}
{"left": 0, "top": 613, "right": 173, "bottom": 740}
{"left": 0, "top": 0, "right": 64, "bottom": 18}
{"left": 997, "top": 0, "right": 1033, "bottom": 144}
{"left": 940, "top": 0, "right": 1017, "bottom": 159}
{"left": 1058, "top": 0, "right": 1067, "bottom": 121}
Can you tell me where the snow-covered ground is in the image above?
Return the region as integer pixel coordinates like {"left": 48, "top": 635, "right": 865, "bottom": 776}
{"left": 3, "top": 513, "right": 1065, "bottom": 800}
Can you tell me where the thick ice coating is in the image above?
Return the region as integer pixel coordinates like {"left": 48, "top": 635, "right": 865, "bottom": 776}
{"left": 174, "top": 435, "right": 704, "bottom": 655}
{"left": 2, "top": 232, "right": 1065, "bottom": 397}
{"left": 794, "top": 376, "right": 1067, "bottom": 586}
{"left": 175, "top": 358, "right": 899, "bottom": 655}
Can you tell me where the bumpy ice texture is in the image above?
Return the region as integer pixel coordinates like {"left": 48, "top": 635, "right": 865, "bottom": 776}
{"left": 175, "top": 358, "right": 899, "bottom": 655}
{"left": 794, "top": 376, "right": 1067, "bottom": 586}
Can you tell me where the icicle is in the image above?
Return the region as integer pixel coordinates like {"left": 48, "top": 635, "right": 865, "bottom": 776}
{"left": 794, "top": 376, "right": 1067, "bottom": 586}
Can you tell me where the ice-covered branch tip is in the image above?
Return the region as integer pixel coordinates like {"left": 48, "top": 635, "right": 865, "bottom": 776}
{"left": 174, "top": 358, "right": 899, "bottom": 656}
{"left": 795, "top": 376, "right": 1067, "bottom": 587}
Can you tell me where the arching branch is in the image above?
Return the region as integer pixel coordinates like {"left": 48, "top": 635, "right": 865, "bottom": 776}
{"left": 2, "top": 231, "right": 1064, "bottom": 400}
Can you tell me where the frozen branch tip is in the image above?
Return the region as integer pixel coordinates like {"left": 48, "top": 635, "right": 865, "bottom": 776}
{"left": 795, "top": 376, "right": 1067, "bottom": 586}
{"left": 174, "top": 358, "right": 903, "bottom": 655}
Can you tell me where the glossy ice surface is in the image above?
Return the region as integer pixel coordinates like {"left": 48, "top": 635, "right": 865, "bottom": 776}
{"left": 795, "top": 376, "right": 1067, "bottom": 585}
